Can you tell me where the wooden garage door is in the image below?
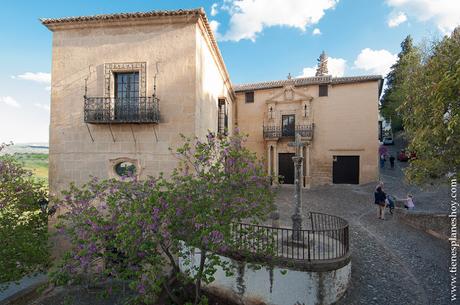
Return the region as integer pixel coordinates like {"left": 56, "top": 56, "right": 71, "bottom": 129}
{"left": 332, "top": 156, "right": 360, "bottom": 184}
{"left": 278, "top": 153, "right": 295, "bottom": 184}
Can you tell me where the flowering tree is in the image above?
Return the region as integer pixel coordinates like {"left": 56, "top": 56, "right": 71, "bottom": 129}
{"left": 169, "top": 132, "right": 275, "bottom": 303}
{"left": 51, "top": 131, "right": 275, "bottom": 304}
{"left": 0, "top": 143, "right": 49, "bottom": 284}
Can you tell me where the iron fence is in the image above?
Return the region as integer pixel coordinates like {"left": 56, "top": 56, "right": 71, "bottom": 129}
{"left": 84, "top": 96, "right": 160, "bottom": 123}
{"left": 229, "top": 212, "right": 348, "bottom": 262}
{"left": 263, "top": 124, "right": 314, "bottom": 139}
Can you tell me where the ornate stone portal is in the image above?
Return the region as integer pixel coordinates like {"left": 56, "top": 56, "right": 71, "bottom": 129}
{"left": 263, "top": 83, "right": 313, "bottom": 188}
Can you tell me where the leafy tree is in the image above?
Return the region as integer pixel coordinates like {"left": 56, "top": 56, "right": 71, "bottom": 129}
{"left": 50, "top": 132, "right": 275, "bottom": 304}
{"left": 0, "top": 143, "right": 49, "bottom": 285}
{"left": 381, "top": 35, "right": 420, "bottom": 130}
{"left": 399, "top": 28, "right": 460, "bottom": 183}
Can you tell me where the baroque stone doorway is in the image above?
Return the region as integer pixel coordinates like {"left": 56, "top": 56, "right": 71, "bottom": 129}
{"left": 278, "top": 153, "right": 295, "bottom": 184}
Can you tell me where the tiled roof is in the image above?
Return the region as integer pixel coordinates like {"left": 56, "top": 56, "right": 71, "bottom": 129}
{"left": 234, "top": 75, "right": 383, "bottom": 92}
{"left": 40, "top": 8, "right": 205, "bottom": 26}
{"left": 40, "top": 8, "right": 236, "bottom": 100}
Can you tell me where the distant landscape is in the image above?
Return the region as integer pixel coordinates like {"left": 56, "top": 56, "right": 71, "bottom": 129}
{"left": 1, "top": 143, "right": 49, "bottom": 184}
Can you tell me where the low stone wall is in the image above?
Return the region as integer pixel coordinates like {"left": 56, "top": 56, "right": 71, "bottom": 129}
{"left": 397, "top": 210, "right": 451, "bottom": 240}
{"left": 179, "top": 248, "right": 351, "bottom": 305}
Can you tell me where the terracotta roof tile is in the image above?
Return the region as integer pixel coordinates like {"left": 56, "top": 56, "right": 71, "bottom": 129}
{"left": 40, "top": 8, "right": 205, "bottom": 26}
{"left": 234, "top": 75, "right": 383, "bottom": 92}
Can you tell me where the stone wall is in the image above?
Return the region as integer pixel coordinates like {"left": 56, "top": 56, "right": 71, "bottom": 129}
{"left": 397, "top": 210, "right": 451, "bottom": 241}
{"left": 179, "top": 247, "right": 351, "bottom": 305}
{"left": 48, "top": 16, "right": 234, "bottom": 197}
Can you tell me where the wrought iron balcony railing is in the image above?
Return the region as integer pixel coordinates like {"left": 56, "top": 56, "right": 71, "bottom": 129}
{"left": 84, "top": 97, "right": 160, "bottom": 124}
{"left": 263, "top": 124, "right": 314, "bottom": 140}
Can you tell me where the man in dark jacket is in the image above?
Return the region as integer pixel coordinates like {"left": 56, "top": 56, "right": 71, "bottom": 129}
{"left": 374, "top": 186, "right": 387, "bottom": 220}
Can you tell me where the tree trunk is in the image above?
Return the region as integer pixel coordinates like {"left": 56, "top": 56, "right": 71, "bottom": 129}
{"left": 194, "top": 248, "right": 207, "bottom": 305}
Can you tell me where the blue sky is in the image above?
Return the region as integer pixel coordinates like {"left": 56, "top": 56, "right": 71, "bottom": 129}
{"left": 0, "top": 0, "right": 458, "bottom": 143}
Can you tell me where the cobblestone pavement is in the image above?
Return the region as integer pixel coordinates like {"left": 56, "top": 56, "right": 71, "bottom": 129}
{"left": 275, "top": 179, "right": 451, "bottom": 304}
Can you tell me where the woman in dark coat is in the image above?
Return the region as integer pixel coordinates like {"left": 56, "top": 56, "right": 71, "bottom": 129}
{"left": 374, "top": 186, "right": 387, "bottom": 220}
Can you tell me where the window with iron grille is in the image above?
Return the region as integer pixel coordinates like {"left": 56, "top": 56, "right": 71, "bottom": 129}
{"left": 114, "top": 72, "right": 139, "bottom": 120}
{"left": 319, "top": 84, "right": 328, "bottom": 97}
{"left": 282, "top": 115, "right": 295, "bottom": 137}
{"left": 218, "top": 99, "right": 228, "bottom": 135}
{"left": 245, "top": 91, "right": 254, "bottom": 103}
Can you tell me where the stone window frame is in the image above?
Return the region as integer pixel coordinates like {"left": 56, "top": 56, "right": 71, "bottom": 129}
{"left": 104, "top": 62, "right": 147, "bottom": 98}
{"left": 108, "top": 157, "right": 142, "bottom": 180}
{"left": 245, "top": 91, "right": 254, "bottom": 103}
{"left": 318, "top": 84, "right": 328, "bottom": 97}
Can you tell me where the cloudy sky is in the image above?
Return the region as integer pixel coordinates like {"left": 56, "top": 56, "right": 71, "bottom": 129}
{"left": 1, "top": 0, "right": 459, "bottom": 143}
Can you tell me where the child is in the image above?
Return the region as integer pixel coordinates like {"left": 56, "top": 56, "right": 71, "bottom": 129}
{"left": 386, "top": 195, "right": 396, "bottom": 214}
{"left": 403, "top": 194, "right": 415, "bottom": 210}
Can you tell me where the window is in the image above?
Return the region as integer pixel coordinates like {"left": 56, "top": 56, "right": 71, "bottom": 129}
{"left": 319, "top": 84, "right": 328, "bottom": 97}
{"left": 114, "top": 161, "right": 137, "bottom": 177}
{"left": 282, "top": 115, "right": 295, "bottom": 137}
{"left": 218, "top": 99, "right": 228, "bottom": 135}
{"left": 245, "top": 91, "right": 254, "bottom": 103}
{"left": 114, "top": 72, "right": 139, "bottom": 120}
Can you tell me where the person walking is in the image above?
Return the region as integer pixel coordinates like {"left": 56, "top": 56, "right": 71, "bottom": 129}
{"left": 374, "top": 186, "right": 387, "bottom": 220}
{"left": 380, "top": 154, "right": 386, "bottom": 169}
{"left": 389, "top": 155, "right": 395, "bottom": 169}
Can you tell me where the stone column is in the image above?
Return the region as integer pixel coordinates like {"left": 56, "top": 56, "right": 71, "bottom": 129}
{"left": 267, "top": 145, "right": 272, "bottom": 176}
{"left": 273, "top": 144, "right": 278, "bottom": 183}
{"left": 291, "top": 155, "right": 303, "bottom": 240}
{"left": 306, "top": 145, "right": 311, "bottom": 188}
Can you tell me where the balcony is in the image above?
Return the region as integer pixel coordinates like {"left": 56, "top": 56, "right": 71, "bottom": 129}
{"left": 263, "top": 124, "right": 314, "bottom": 140}
{"left": 84, "top": 97, "right": 159, "bottom": 124}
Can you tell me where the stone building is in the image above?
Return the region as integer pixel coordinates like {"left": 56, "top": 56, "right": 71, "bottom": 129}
{"left": 41, "top": 9, "right": 235, "bottom": 195}
{"left": 41, "top": 8, "right": 383, "bottom": 196}
{"left": 235, "top": 75, "right": 383, "bottom": 187}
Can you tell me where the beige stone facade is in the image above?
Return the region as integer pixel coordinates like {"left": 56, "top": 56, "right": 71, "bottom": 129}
{"left": 42, "top": 9, "right": 234, "bottom": 196}
{"left": 42, "top": 8, "right": 382, "bottom": 197}
{"left": 235, "top": 76, "right": 383, "bottom": 187}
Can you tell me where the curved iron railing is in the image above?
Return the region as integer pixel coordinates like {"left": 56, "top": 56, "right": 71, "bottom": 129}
{"left": 229, "top": 212, "right": 349, "bottom": 264}
{"left": 84, "top": 96, "right": 160, "bottom": 123}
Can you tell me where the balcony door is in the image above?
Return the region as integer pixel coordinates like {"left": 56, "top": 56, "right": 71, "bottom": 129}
{"left": 282, "top": 115, "right": 295, "bottom": 137}
{"left": 115, "top": 72, "right": 139, "bottom": 121}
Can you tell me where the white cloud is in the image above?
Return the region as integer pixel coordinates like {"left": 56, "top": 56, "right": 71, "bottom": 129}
{"left": 34, "top": 103, "right": 50, "bottom": 111}
{"left": 388, "top": 11, "right": 407, "bottom": 27}
{"left": 209, "top": 20, "right": 220, "bottom": 33}
{"left": 12, "top": 72, "right": 51, "bottom": 84}
{"left": 299, "top": 57, "right": 347, "bottom": 77}
{"left": 0, "top": 96, "right": 21, "bottom": 108}
{"left": 354, "top": 48, "right": 397, "bottom": 76}
{"left": 211, "top": 3, "right": 219, "bottom": 16}
{"left": 299, "top": 67, "right": 317, "bottom": 77}
{"left": 328, "top": 57, "right": 347, "bottom": 76}
{"left": 386, "top": 0, "right": 460, "bottom": 34}
{"left": 220, "top": 0, "right": 338, "bottom": 41}
{"left": 312, "top": 28, "right": 322, "bottom": 35}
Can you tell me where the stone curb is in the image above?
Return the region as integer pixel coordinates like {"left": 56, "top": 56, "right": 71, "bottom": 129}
{"left": 0, "top": 276, "right": 48, "bottom": 305}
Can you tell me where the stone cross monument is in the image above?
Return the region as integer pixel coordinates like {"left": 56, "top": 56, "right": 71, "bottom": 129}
{"left": 288, "top": 133, "right": 306, "bottom": 239}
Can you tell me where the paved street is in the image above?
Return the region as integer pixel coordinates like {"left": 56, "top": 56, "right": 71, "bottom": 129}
{"left": 276, "top": 141, "right": 452, "bottom": 305}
